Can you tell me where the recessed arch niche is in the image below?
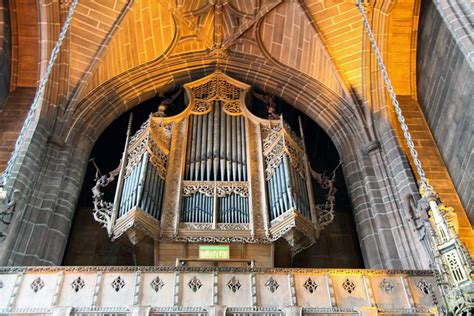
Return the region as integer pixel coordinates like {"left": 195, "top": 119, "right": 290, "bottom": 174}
{"left": 3, "top": 52, "right": 429, "bottom": 270}
{"left": 63, "top": 77, "right": 364, "bottom": 268}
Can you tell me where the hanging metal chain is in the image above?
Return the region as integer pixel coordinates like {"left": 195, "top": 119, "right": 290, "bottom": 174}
{"left": 0, "top": 0, "right": 79, "bottom": 188}
{"left": 356, "top": 1, "right": 431, "bottom": 193}
{"left": 358, "top": 4, "right": 474, "bottom": 314}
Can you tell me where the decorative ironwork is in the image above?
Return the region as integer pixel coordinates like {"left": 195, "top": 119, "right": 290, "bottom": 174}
{"left": 71, "top": 276, "right": 85, "bottom": 293}
{"left": 150, "top": 276, "right": 165, "bottom": 292}
{"left": 265, "top": 277, "right": 279, "bottom": 293}
{"left": 91, "top": 165, "right": 120, "bottom": 234}
{"left": 111, "top": 276, "right": 126, "bottom": 292}
{"left": 416, "top": 279, "right": 432, "bottom": 295}
{"left": 30, "top": 277, "right": 45, "bottom": 293}
{"left": 342, "top": 278, "right": 355, "bottom": 294}
{"left": 227, "top": 276, "right": 241, "bottom": 293}
{"left": 303, "top": 278, "right": 318, "bottom": 293}
{"left": 188, "top": 276, "right": 202, "bottom": 292}
{"left": 379, "top": 278, "right": 395, "bottom": 293}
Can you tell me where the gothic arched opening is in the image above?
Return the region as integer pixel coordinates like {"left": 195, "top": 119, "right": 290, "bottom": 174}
{"left": 63, "top": 77, "right": 363, "bottom": 268}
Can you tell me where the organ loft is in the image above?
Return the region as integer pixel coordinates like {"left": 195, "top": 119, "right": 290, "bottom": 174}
{"left": 0, "top": 0, "right": 472, "bottom": 315}
{"left": 92, "top": 71, "right": 339, "bottom": 265}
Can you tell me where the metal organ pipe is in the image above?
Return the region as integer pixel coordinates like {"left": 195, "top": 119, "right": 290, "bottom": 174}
{"left": 181, "top": 100, "right": 249, "bottom": 224}
{"left": 201, "top": 111, "right": 208, "bottom": 180}
{"left": 241, "top": 117, "right": 247, "bottom": 181}
{"left": 231, "top": 116, "right": 237, "bottom": 181}
{"left": 236, "top": 117, "right": 242, "bottom": 181}
{"left": 113, "top": 115, "right": 133, "bottom": 224}
{"left": 213, "top": 104, "right": 219, "bottom": 181}
{"left": 189, "top": 115, "right": 197, "bottom": 180}
{"left": 282, "top": 155, "right": 294, "bottom": 209}
{"left": 195, "top": 114, "right": 203, "bottom": 180}
{"left": 206, "top": 109, "right": 213, "bottom": 180}
{"left": 135, "top": 151, "right": 149, "bottom": 208}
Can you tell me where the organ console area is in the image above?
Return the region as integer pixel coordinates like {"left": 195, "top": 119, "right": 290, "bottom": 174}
{"left": 92, "top": 71, "right": 335, "bottom": 266}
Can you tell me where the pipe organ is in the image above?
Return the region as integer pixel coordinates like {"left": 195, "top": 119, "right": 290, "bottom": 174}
{"left": 93, "top": 71, "right": 333, "bottom": 255}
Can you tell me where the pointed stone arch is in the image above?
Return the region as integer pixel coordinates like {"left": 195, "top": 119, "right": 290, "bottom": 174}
{"left": 1, "top": 52, "right": 430, "bottom": 269}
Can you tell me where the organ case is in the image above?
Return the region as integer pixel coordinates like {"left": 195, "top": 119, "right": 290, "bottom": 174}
{"left": 93, "top": 71, "right": 332, "bottom": 254}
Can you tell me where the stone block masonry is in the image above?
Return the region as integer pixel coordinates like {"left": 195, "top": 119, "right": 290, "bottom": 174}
{"left": 393, "top": 96, "right": 474, "bottom": 254}
{"left": 0, "top": 88, "right": 34, "bottom": 172}
{"left": 417, "top": 0, "right": 474, "bottom": 225}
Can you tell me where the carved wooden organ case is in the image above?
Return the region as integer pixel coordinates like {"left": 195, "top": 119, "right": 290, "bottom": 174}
{"left": 94, "top": 72, "right": 326, "bottom": 254}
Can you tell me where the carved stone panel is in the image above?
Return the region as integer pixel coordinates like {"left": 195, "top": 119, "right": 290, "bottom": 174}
{"left": 58, "top": 273, "right": 96, "bottom": 308}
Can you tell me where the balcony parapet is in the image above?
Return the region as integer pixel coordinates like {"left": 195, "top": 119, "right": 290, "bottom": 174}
{"left": 0, "top": 267, "right": 442, "bottom": 315}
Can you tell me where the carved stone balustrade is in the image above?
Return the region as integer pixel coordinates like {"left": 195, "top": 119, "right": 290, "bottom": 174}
{"left": 0, "top": 267, "right": 443, "bottom": 315}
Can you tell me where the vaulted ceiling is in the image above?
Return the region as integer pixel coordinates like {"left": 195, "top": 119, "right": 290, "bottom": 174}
{"left": 12, "top": 0, "right": 420, "bottom": 105}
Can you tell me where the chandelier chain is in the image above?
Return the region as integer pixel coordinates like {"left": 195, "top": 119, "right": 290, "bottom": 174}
{"left": 356, "top": 1, "right": 431, "bottom": 192}
{"left": 0, "top": 0, "right": 79, "bottom": 187}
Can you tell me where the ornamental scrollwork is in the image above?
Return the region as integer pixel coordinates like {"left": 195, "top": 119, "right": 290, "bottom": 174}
{"left": 125, "top": 137, "right": 148, "bottom": 178}
{"left": 262, "top": 124, "right": 283, "bottom": 152}
{"left": 192, "top": 101, "right": 212, "bottom": 114}
{"left": 92, "top": 164, "right": 120, "bottom": 235}
{"left": 216, "top": 182, "right": 249, "bottom": 198}
{"left": 0, "top": 266, "right": 433, "bottom": 275}
{"left": 149, "top": 151, "right": 169, "bottom": 180}
{"left": 310, "top": 164, "right": 339, "bottom": 230}
{"left": 182, "top": 181, "right": 249, "bottom": 198}
{"left": 216, "top": 223, "right": 250, "bottom": 230}
{"left": 284, "top": 140, "right": 305, "bottom": 179}
{"left": 180, "top": 223, "right": 212, "bottom": 230}
{"left": 264, "top": 138, "right": 284, "bottom": 180}
{"left": 262, "top": 121, "right": 306, "bottom": 180}
{"left": 129, "top": 119, "right": 150, "bottom": 145}
{"left": 223, "top": 101, "right": 242, "bottom": 115}
{"left": 182, "top": 181, "right": 215, "bottom": 197}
